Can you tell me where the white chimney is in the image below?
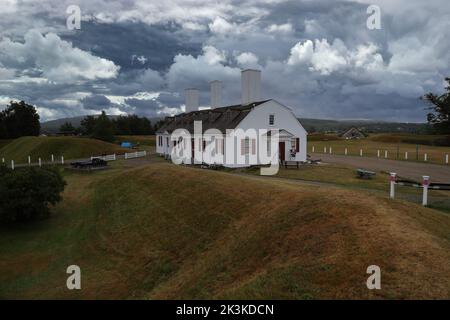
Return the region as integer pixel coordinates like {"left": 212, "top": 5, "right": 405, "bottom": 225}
{"left": 185, "top": 88, "right": 199, "bottom": 113}
{"left": 241, "top": 69, "right": 261, "bottom": 105}
{"left": 210, "top": 80, "right": 222, "bottom": 108}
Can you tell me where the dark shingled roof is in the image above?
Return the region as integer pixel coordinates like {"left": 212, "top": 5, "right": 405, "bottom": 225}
{"left": 156, "top": 100, "right": 271, "bottom": 134}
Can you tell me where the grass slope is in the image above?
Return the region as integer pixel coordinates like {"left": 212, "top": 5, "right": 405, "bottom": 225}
{"left": 0, "top": 136, "right": 128, "bottom": 163}
{"left": 1, "top": 163, "right": 450, "bottom": 299}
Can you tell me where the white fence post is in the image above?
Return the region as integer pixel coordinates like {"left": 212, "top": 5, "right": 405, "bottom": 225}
{"left": 61, "top": 156, "right": 64, "bottom": 165}
{"left": 389, "top": 172, "right": 396, "bottom": 199}
{"left": 329, "top": 147, "right": 332, "bottom": 154}
{"left": 28, "top": 156, "right": 31, "bottom": 166}
{"left": 422, "top": 176, "right": 430, "bottom": 206}
{"left": 404, "top": 151, "right": 408, "bottom": 160}
{"left": 424, "top": 153, "right": 428, "bottom": 162}
{"left": 323, "top": 146, "right": 326, "bottom": 154}
{"left": 113, "top": 154, "right": 116, "bottom": 161}
{"left": 360, "top": 149, "right": 363, "bottom": 157}
{"left": 11, "top": 160, "right": 14, "bottom": 170}
{"left": 344, "top": 148, "right": 348, "bottom": 155}
{"left": 38, "top": 158, "right": 42, "bottom": 167}
{"left": 51, "top": 154, "right": 54, "bottom": 163}
{"left": 2, "top": 157, "right": 4, "bottom": 163}
{"left": 384, "top": 150, "right": 388, "bottom": 159}
{"left": 312, "top": 146, "right": 315, "bottom": 153}
{"left": 125, "top": 153, "right": 128, "bottom": 159}
{"left": 377, "top": 150, "right": 380, "bottom": 158}
{"left": 446, "top": 153, "right": 449, "bottom": 165}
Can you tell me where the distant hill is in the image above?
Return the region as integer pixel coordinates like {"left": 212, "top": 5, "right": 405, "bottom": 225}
{"left": 299, "top": 118, "right": 430, "bottom": 134}
{"left": 40, "top": 115, "right": 162, "bottom": 134}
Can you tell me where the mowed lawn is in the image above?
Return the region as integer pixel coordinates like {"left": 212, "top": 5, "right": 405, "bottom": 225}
{"left": 1, "top": 162, "right": 450, "bottom": 299}
{"left": 309, "top": 133, "right": 450, "bottom": 165}
{"left": 0, "top": 136, "right": 129, "bottom": 164}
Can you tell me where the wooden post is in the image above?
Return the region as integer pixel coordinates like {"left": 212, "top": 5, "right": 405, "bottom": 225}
{"left": 389, "top": 173, "right": 396, "bottom": 199}
{"left": 422, "top": 176, "right": 429, "bottom": 206}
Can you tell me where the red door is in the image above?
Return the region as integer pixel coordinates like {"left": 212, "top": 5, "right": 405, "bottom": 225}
{"left": 279, "top": 141, "right": 285, "bottom": 162}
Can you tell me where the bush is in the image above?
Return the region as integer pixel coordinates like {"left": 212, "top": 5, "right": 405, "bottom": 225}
{"left": 0, "top": 165, "right": 66, "bottom": 224}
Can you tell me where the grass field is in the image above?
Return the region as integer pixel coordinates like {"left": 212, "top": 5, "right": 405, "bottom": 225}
{"left": 1, "top": 162, "right": 450, "bottom": 299}
{"left": 115, "top": 135, "right": 155, "bottom": 147}
{"left": 309, "top": 133, "right": 450, "bottom": 165}
{"left": 0, "top": 136, "right": 129, "bottom": 164}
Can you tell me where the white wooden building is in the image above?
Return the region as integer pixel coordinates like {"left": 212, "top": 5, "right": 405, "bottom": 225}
{"left": 156, "top": 69, "right": 307, "bottom": 167}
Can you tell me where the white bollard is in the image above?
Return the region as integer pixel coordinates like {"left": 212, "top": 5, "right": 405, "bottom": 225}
{"left": 144, "top": 151, "right": 147, "bottom": 156}
{"left": 125, "top": 153, "right": 128, "bottom": 159}
{"left": 329, "top": 147, "right": 332, "bottom": 154}
{"left": 28, "top": 156, "right": 31, "bottom": 166}
{"left": 424, "top": 153, "right": 428, "bottom": 162}
{"left": 113, "top": 154, "right": 116, "bottom": 161}
{"left": 11, "top": 160, "right": 14, "bottom": 170}
{"left": 377, "top": 150, "right": 380, "bottom": 158}
{"left": 323, "top": 146, "right": 326, "bottom": 154}
{"left": 360, "top": 149, "right": 363, "bottom": 157}
{"left": 312, "top": 146, "right": 315, "bottom": 153}
{"left": 38, "top": 158, "right": 42, "bottom": 167}
{"left": 2, "top": 157, "right": 4, "bottom": 163}
{"left": 404, "top": 151, "right": 408, "bottom": 160}
{"left": 389, "top": 173, "right": 396, "bottom": 199}
{"left": 345, "top": 148, "right": 348, "bottom": 155}
{"left": 422, "top": 176, "right": 430, "bottom": 206}
{"left": 446, "top": 154, "right": 449, "bottom": 165}
{"left": 51, "top": 154, "right": 54, "bottom": 163}
{"left": 61, "top": 156, "right": 64, "bottom": 165}
{"left": 385, "top": 150, "right": 388, "bottom": 159}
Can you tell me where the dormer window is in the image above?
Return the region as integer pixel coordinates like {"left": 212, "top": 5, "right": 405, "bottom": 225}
{"left": 269, "top": 114, "right": 275, "bottom": 126}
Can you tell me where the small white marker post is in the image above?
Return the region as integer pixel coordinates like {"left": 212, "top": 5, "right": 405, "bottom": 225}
{"left": 377, "top": 150, "right": 380, "bottom": 158}
{"left": 2, "top": 157, "right": 4, "bottom": 163}
{"left": 404, "top": 151, "right": 408, "bottom": 160}
{"left": 422, "top": 176, "right": 430, "bottom": 206}
{"left": 389, "top": 172, "right": 396, "bottom": 199}
{"left": 11, "top": 160, "right": 14, "bottom": 170}
{"left": 360, "top": 149, "right": 363, "bottom": 157}
{"left": 345, "top": 148, "right": 348, "bottom": 156}
{"left": 38, "top": 158, "right": 42, "bottom": 167}
{"left": 61, "top": 156, "right": 64, "bottom": 165}
{"left": 329, "top": 147, "right": 332, "bottom": 154}
{"left": 323, "top": 146, "right": 326, "bottom": 154}
{"left": 312, "top": 146, "right": 315, "bottom": 153}
{"left": 446, "top": 154, "right": 449, "bottom": 165}
{"left": 28, "top": 156, "right": 31, "bottom": 166}
{"left": 384, "top": 150, "right": 388, "bottom": 159}
{"left": 51, "top": 154, "right": 54, "bottom": 163}
{"left": 424, "top": 153, "right": 428, "bottom": 162}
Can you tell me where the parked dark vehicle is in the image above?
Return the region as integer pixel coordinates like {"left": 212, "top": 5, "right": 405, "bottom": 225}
{"left": 70, "top": 158, "right": 107, "bottom": 169}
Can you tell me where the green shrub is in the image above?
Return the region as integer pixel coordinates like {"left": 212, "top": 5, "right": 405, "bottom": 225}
{"left": 0, "top": 165, "right": 66, "bottom": 224}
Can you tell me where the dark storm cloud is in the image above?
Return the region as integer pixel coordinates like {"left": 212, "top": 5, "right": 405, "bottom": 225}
{"left": 0, "top": 0, "right": 449, "bottom": 122}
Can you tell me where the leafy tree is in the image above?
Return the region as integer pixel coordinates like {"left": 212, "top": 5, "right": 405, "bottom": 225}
{"left": 80, "top": 115, "right": 97, "bottom": 135}
{"left": 421, "top": 77, "right": 450, "bottom": 134}
{"left": 0, "top": 101, "right": 40, "bottom": 138}
{"left": 59, "top": 121, "right": 76, "bottom": 134}
{"left": 0, "top": 165, "right": 66, "bottom": 224}
{"left": 92, "top": 111, "right": 114, "bottom": 142}
{"left": 113, "top": 114, "right": 154, "bottom": 135}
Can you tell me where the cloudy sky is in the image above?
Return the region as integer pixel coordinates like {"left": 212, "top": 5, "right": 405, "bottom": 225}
{"left": 0, "top": 0, "right": 449, "bottom": 122}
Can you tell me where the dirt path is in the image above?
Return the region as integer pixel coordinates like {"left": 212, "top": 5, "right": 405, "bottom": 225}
{"left": 312, "top": 153, "right": 450, "bottom": 183}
